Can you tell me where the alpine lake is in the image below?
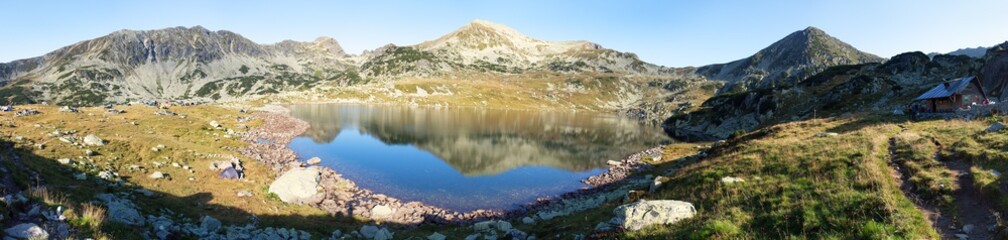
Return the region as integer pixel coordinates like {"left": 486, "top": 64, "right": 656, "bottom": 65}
{"left": 286, "top": 104, "right": 670, "bottom": 212}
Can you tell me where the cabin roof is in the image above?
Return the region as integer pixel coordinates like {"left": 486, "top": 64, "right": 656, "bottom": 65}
{"left": 914, "top": 77, "right": 977, "bottom": 101}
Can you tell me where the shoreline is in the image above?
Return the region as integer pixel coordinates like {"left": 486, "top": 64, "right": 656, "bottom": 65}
{"left": 238, "top": 104, "right": 663, "bottom": 225}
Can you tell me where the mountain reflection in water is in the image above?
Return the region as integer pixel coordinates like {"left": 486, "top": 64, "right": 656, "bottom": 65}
{"left": 287, "top": 104, "right": 670, "bottom": 211}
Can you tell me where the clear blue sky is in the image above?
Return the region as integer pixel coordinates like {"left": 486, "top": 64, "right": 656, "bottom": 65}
{"left": 2, "top": 0, "right": 1007, "bottom": 67}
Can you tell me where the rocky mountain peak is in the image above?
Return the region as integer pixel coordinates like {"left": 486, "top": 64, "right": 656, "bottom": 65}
{"left": 696, "top": 26, "right": 883, "bottom": 93}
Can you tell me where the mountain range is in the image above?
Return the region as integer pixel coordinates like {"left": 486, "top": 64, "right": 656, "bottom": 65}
{"left": 0, "top": 20, "right": 921, "bottom": 116}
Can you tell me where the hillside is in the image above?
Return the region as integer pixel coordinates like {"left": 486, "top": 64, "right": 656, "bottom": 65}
{"left": 696, "top": 27, "right": 884, "bottom": 94}
{"left": 0, "top": 20, "right": 693, "bottom": 110}
{"left": 666, "top": 52, "right": 982, "bottom": 140}
{"left": 0, "top": 26, "right": 360, "bottom": 105}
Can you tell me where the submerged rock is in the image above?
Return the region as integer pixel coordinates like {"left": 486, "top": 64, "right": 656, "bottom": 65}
{"left": 268, "top": 167, "right": 321, "bottom": 204}
{"left": 610, "top": 200, "right": 696, "bottom": 231}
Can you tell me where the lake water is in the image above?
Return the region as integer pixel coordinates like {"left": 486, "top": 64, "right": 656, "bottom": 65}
{"left": 286, "top": 104, "right": 670, "bottom": 212}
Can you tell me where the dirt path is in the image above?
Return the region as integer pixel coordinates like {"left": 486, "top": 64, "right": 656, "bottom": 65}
{"left": 944, "top": 159, "right": 997, "bottom": 239}
{"left": 888, "top": 135, "right": 998, "bottom": 239}
{"left": 888, "top": 137, "right": 947, "bottom": 238}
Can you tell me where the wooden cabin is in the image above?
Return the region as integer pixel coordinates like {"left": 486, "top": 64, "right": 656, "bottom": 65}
{"left": 910, "top": 77, "right": 989, "bottom": 113}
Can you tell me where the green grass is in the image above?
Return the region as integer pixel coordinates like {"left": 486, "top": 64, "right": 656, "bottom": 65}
{"left": 891, "top": 131, "right": 955, "bottom": 206}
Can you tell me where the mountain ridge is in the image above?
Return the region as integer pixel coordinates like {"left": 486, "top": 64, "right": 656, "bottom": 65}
{"left": 696, "top": 26, "right": 884, "bottom": 93}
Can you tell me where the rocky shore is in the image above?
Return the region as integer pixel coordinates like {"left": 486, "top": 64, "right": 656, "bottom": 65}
{"left": 238, "top": 105, "right": 664, "bottom": 226}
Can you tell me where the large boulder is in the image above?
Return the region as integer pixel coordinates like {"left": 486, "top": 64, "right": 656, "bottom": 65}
{"left": 370, "top": 205, "right": 394, "bottom": 219}
{"left": 97, "top": 194, "right": 146, "bottom": 226}
{"left": 268, "top": 167, "right": 321, "bottom": 204}
{"left": 610, "top": 200, "right": 696, "bottom": 231}
{"left": 83, "top": 134, "right": 105, "bottom": 146}
{"left": 4, "top": 223, "right": 49, "bottom": 239}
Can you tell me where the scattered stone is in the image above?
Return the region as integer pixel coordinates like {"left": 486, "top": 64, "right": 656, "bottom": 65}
{"left": 893, "top": 109, "right": 904, "bottom": 115}
{"left": 815, "top": 132, "right": 840, "bottom": 137}
{"left": 624, "top": 190, "right": 645, "bottom": 203}
{"left": 522, "top": 216, "right": 535, "bottom": 225}
{"left": 650, "top": 176, "right": 669, "bottom": 193}
{"left": 200, "top": 215, "right": 222, "bottom": 234}
{"left": 955, "top": 233, "right": 969, "bottom": 239}
{"left": 97, "top": 193, "right": 145, "bottom": 226}
{"left": 374, "top": 228, "right": 393, "bottom": 240}
{"left": 360, "top": 225, "right": 379, "bottom": 239}
{"left": 149, "top": 171, "right": 166, "bottom": 179}
{"left": 57, "top": 158, "right": 72, "bottom": 165}
{"left": 209, "top": 120, "right": 222, "bottom": 129}
{"left": 987, "top": 122, "right": 1005, "bottom": 133}
{"left": 83, "top": 134, "right": 105, "bottom": 146}
{"left": 606, "top": 160, "right": 622, "bottom": 166}
{"left": 85, "top": 149, "right": 96, "bottom": 156}
{"left": 963, "top": 224, "right": 975, "bottom": 233}
{"left": 371, "top": 205, "right": 395, "bottom": 219}
{"left": 268, "top": 167, "right": 320, "bottom": 204}
{"left": 4, "top": 223, "right": 48, "bottom": 239}
{"left": 610, "top": 200, "right": 696, "bottom": 231}
{"left": 237, "top": 190, "right": 254, "bottom": 198}
{"left": 721, "top": 176, "right": 745, "bottom": 184}
{"left": 134, "top": 189, "right": 155, "bottom": 197}
{"left": 74, "top": 172, "right": 87, "bottom": 180}
{"left": 98, "top": 171, "right": 115, "bottom": 180}
{"left": 428, "top": 232, "right": 447, "bottom": 240}
{"left": 496, "top": 220, "right": 512, "bottom": 232}
{"left": 306, "top": 157, "right": 322, "bottom": 165}
{"left": 171, "top": 162, "right": 181, "bottom": 168}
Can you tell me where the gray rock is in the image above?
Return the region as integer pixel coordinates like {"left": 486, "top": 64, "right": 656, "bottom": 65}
{"left": 360, "top": 225, "right": 379, "bottom": 239}
{"left": 134, "top": 189, "right": 155, "bottom": 197}
{"left": 370, "top": 205, "right": 394, "bottom": 219}
{"left": 374, "top": 228, "right": 393, "bottom": 240}
{"left": 307, "top": 157, "right": 322, "bottom": 165}
{"left": 237, "top": 190, "right": 254, "bottom": 198}
{"left": 74, "top": 172, "right": 87, "bottom": 180}
{"left": 611, "top": 200, "right": 695, "bottom": 231}
{"left": 57, "top": 158, "right": 72, "bottom": 164}
{"left": 209, "top": 120, "right": 221, "bottom": 128}
{"left": 521, "top": 216, "right": 535, "bottom": 225}
{"left": 987, "top": 122, "right": 1005, "bottom": 133}
{"left": 200, "top": 216, "right": 222, "bottom": 234}
{"left": 955, "top": 233, "right": 969, "bottom": 239}
{"left": 83, "top": 134, "right": 105, "bottom": 146}
{"left": 97, "top": 193, "right": 146, "bottom": 226}
{"left": 720, "top": 176, "right": 745, "bottom": 184}
{"left": 268, "top": 167, "right": 321, "bottom": 204}
{"left": 815, "top": 132, "right": 840, "bottom": 137}
{"left": 4, "top": 223, "right": 48, "bottom": 239}
{"left": 428, "top": 232, "right": 447, "bottom": 240}
{"left": 98, "top": 171, "right": 115, "bottom": 180}
{"left": 962, "top": 224, "right": 975, "bottom": 233}
{"left": 650, "top": 176, "right": 670, "bottom": 193}
{"left": 496, "top": 220, "right": 512, "bottom": 232}
{"left": 149, "top": 171, "right": 166, "bottom": 179}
